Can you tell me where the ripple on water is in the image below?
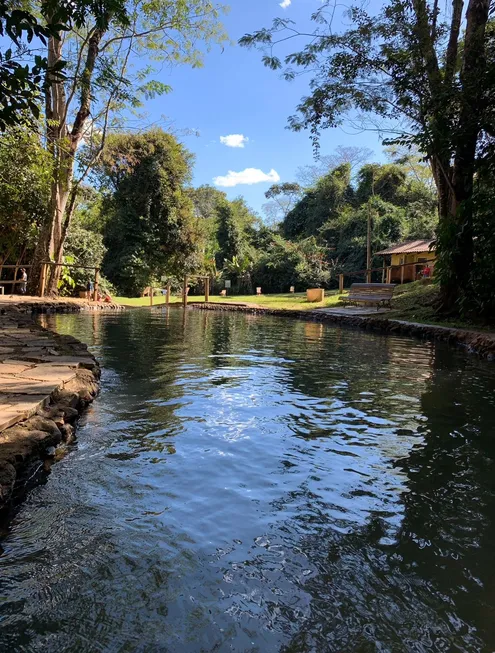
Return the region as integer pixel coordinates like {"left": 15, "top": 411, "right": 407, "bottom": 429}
{"left": 0, "top": 310, "right": 494, "bottom": 652}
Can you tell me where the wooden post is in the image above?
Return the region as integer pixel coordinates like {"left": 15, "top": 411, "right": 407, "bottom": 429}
{"left": 150, "top": 287, "right": 153, "bottom": 307}
{"left": 400, "top": 264, "right": 404, "bottom": 285}
{"left": 166, "top": 283, "right": 171, "bottom": 306}
{"left": 183, "top": 275, "right": 188, "bottom": 308}
{"left": 94, "top": 268, "right": 100, "bottom": 301}
{"left": 339, "top": 274, "right": 344, "bottom": 295}
{"left": 386, "top": 267, "right": 392, "bottom": 284}
{"left": 382, "top": 259, "right": 386, "bottom": 283}
{"left": 39, "top": 263, "right": 48, "bottom": 297}
{"left": 366, "top": 201, "right": 372, "bottom": 280}
{"left": 204, "top": 276, "right": 210, "bottom": 302}
{"left": 13, "top": 264, "right": 19, "bottom": 294}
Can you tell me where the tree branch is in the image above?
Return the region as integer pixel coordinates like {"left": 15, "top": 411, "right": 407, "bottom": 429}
{"left": 444, "top": 0, "right": 464, "bottom": 87}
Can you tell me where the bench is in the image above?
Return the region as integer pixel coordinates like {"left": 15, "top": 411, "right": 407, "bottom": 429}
{"left": 339, "top": 283, "right": 396, "bottom": 310}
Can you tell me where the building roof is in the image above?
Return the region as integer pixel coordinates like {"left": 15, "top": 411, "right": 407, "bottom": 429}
{"left": 376, "top": 239, "right": 435, "bottom": 256}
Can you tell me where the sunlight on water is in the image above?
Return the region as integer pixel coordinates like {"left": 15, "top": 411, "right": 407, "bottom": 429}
{"left": 0, "top": 309, "right": 494, "bottom": 652}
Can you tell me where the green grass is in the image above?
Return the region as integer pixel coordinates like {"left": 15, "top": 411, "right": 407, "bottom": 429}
{"left": 114, "top": 291, "right": 342, "bottom": 311}
{"left": 380, "top": 281, "right": 493, "bottom": 331}
{"left": 114, "top": 286, "right": 493, "bottom": 332}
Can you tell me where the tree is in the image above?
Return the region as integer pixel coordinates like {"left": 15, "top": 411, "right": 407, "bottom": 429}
{"left": 253, "top": 234, "right": 331, "bottom": 292}
{"left": 99, "top": 129, "right": 198, "bottom": 295}
{"left": 34, "top": 0, "right": 227, "bottom": 293}
{"left": 0, "top": 3, "right": 63, "bottom": 130}
{"left": 187, "top": 185, "right": 226, "bottom": 269}
{"left": 0, "top": 126, "right": 52, "bottom": 264}
{"left": 63, "top": 222, "right": 107, "bottom": 291}
{"left": 262, "top": 181, "right": 302, "bottom": 225}
{"left": 320, "top": 198, "right": 407, "bottom": 275}
{"left": 215, "top": 200, "right": 246, "bottom": 268}
{"left": 240, "top": 0, "right": 494, "bottom": 312}
{"left": 283, "top": 164, "right": 353, "bottom": 239}
{"left": 296, "top": 145, "right": 373, "bottom": 187}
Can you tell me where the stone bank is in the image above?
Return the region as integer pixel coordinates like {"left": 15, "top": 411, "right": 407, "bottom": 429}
{"left": 0, "top": 298, "right": 120, "bottom": 513}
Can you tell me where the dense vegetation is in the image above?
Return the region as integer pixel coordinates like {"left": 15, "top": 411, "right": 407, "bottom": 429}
{"left": 0, "top": 124, "right": 439, "bottom": 296}
{"left": 0, "top": 0, "right": 493, "bottom": 320}
{"left": 241, "top": 0, "right": 495, "bottom": 318}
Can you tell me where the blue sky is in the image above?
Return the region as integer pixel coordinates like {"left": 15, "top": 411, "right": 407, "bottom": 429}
{"left": 142, "top": 0, "right": 385, "bottom": 215}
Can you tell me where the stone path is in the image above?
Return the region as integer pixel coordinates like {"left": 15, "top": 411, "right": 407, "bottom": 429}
{"left": 317, "top": 306, "right": 391, "bottom": 316}
{"left": 0, "top": 313, "right": 96, "bottom": 433}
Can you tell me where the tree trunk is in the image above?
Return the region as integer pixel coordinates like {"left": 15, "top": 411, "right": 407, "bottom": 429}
{"left": 437, "top": 0, "right": 490, "bottom": 312}
{"left": 31, "top": 21, "right": 108, "bottom": 295}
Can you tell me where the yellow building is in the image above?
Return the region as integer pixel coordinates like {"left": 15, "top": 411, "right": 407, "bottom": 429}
{"left": 376, "top": 240, "right": 436, "bottom": 283}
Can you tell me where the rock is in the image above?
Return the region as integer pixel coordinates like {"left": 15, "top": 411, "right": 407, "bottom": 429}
{"left": 0, "top": 461, "right": 16, "bottom": 506}
{"left": 0, "top": 309, "right": 101, "bottom": 513}
{"left": 24, "top": 416, "right": 62, "bottom": 440}
{"left": 60, "top": 423, "right": 75, "bottom": 443}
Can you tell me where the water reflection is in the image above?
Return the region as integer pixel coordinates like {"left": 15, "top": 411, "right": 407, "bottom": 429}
{"left": 1, "top": 309, "right": 494, "bottom": 652}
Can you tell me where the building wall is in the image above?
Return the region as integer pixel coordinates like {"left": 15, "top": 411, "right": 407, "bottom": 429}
{"left": 389, "top": 251, "right": 436, "bottom": 282}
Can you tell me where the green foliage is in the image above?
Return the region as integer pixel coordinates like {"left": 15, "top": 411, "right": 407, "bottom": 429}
{"left": 240, "top": 0, "right": 493, "bottom": 313}
{"left": 57, "top": 256, "right": 77, "bottom": 296}
{"left": 0, "top": 126, "right": 52, "bottom": 261}
{"left": 263, "top": 182, "right": 302, "bottom": 224}
{"left": 471, "top": 142, "right": 495, "bottom": 319}
{"left": 321, "top": 198, "right": 407, "bottom": 275}
{"left": 215, "top": 198, "right": 257, "bottom": 268}
{"left": 187, "top": 184, "right": 226, "bottom": 264}
{"left": 0, "top": 5, "right": 59, "bottom": 130}
{"left": 283, "top": 164, "right": 353, "bottom": 239}
{"left": 99, "top": 129, "right": 198, "bottom": 296}
{"left": 253, "top": 234, "right": 330, "bottom": 292}
{"left": 64, "top": 223, "right": 107, "bottom": 287}
{"left": 282, "top": 159, "right": 437, "bottom": 280}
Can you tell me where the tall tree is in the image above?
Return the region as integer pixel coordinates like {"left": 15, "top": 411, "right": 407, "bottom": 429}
{"left": 98, "top": 129, "right": 198, "bottom": 295}
{"left": 262, "top": 182, "right": 302, "bottom": 225}
{"left": 34, "top": 0, "right": 227, "bottom": 293}
{"left": 0, "top": 126, "right": 52, "bottom": 265}
{"left": 215, "top": 200, "right": 246, "bottom": 268}
{"left": 296, "top": 146, "right": 373, "bottom": 187}
{"left": 283, "top": 164, "right": 353, "bottom": 239}
{"left": 240, "top": 0, "right": 493, "bottom": 312}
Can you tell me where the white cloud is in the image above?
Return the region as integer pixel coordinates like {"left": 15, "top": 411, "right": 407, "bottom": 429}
{"left": 279, "top": 0, "right": 291, "bottom": 7}
{"left": 213, "top": 168, "right": 281, "bottom": 188}
{"left": 220, "top": 134, "right": 249, "bottom": 148}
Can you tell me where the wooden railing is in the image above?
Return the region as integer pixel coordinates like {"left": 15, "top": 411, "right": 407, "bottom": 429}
{"left": 0, "top": 264, "right": 33, "bottom": 294}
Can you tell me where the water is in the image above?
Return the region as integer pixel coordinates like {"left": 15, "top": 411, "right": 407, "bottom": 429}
{"left": 1, "top": 309, "right": 495, "bottom": 653}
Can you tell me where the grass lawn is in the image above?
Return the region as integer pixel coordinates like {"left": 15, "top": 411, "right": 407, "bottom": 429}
{"left": 114, "top": 291, "right": 342, "bottom": 311}
{"left": 381, "top": 281, "right": 494, "bottom": 332}
{"left": 114, "top": 285, "right": 493, "bottom": 332}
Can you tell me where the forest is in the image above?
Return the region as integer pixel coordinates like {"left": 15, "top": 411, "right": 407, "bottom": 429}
{"left": 0, "top": 0, "right": 494, "bottom": 318}
{"left": 0, "top": 126, "right": 438, "bottom": 296}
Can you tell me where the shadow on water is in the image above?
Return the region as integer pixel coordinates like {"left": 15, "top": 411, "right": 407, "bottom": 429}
{"left": 0, "top": 308, "right": 494, "bottom": 652}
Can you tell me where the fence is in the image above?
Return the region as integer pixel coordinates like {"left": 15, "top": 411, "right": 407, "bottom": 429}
{"left": 0, "top": 264, "right": 33, "bottom": 294}
{"left": 0, "top": 262, "right": 101, "bottom": 300}
{"left": 146, "top": 275, "right": 210, "bottom": 307}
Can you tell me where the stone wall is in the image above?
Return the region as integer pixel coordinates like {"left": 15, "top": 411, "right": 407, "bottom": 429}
{"left": 192, "top": 303, "right": 495, "bottom": 361}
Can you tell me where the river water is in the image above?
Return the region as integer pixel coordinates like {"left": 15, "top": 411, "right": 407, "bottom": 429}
{"left": 1, "top": 308, "right": 495, "bottom": 652}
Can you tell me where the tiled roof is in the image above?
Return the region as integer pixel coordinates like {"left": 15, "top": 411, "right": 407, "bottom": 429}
{"left": 375, "top": 239, "right": 435, "bottom": 256}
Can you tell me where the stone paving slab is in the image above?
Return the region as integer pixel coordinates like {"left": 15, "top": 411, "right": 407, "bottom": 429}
{"left": 17, "top": 365, "right": 76, "bottom": 383}
{"left": 317, "top": 306, "right": 391, "bottom": 316}
{"left": 34, "top": 355, "right": 96, "bottom": 367}
{"left": 0, "top": 313, "right": 98, "bottom": 432}
{"left": 0, "top": 363, "right": 33, "bottom": 375}
{"left": 0, "top": 378, "right": 59, "bottom": 395}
